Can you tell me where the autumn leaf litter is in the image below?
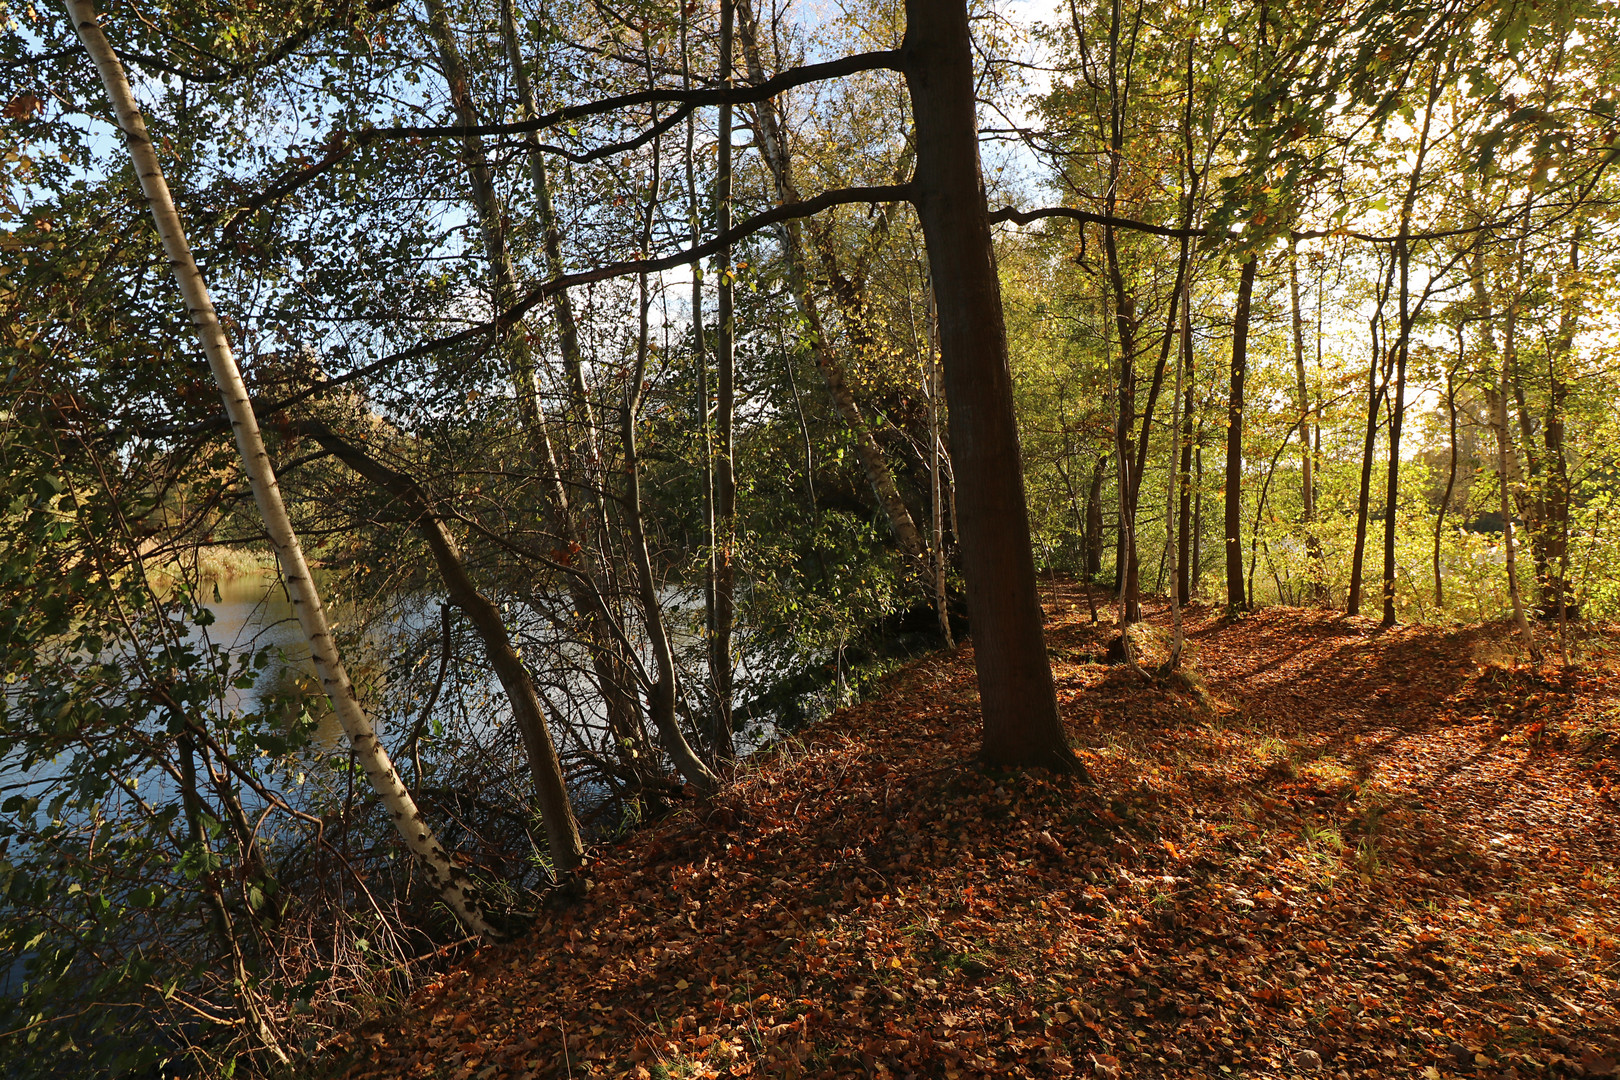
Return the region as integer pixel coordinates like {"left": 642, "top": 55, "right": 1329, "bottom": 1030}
{"left": 332, "top": 592, "right": 1620, "bottom": 1080}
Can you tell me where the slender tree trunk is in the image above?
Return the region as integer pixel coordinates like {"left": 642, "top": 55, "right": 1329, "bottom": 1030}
{"left": 681, "top": 2, "right": 719, "bottom": 737}
{"left": 297, "top": 422, "right": 585, "bottom": 870}
{"left": 1289, "top": 239, "right": 1322, "bottom": 601}
{"left": 1435, "top": 350, "right": 1460, "bottom": 609}
{"left": 735, "top": 0, "right": 929, "bottom": 566}
{"left": 902, "top": 0, "right": 1080, "bottom": 774}
{"left": 1097, "top": 0, "right": 1142, "bottom": 623}
{"left": 1497, "top": 304, "right": 1541, "bottom": 662}
{"left": 1380, "top": 67, "right": 1438, "bottom": 629}
{"left": 1193, "top": 444, "right": 1203, "bottom": 597}
{"left": 442, "top": 0, "right": 653, "bottom": 783}
{"left": 1508, "top": 335, "right": 1548, "bottom": 602}
{"left": 65, "top": 0, "right": 496, "bottom": 936}
{"left": 1544, "top": 228, "right": 1579, "bottom": 618}
{"left": 502, "top": 0, "right": 648, "bottom": 773}
{"left": 1348, "top": 260, "right": 1394, "bottom": 617}
{"left": 710, "top": 0, "right": 738, "bottom": 761}
{"left": 926, "top": 288, "right": 955, "bottom": 647}
{"left": 1160, "top": 271, "right": 1190, "bottom": 672}
{"left": 625, "top": 271, "right": 721, "bottom": 794}
{"left": 1224, "top": 258, "right": 1256, "bottom": 613}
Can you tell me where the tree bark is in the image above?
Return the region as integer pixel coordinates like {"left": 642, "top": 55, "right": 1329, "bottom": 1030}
{"left": 902, "top": 0, "right": 1080, "bottom": 774}
{"left": 65, "top": 0, "right": 496, "bottom": 936}
{"left": 1224, "top": 258, "right": 1256, "bottom": 613}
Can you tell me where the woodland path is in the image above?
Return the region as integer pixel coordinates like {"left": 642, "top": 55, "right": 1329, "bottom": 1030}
{"left": 331, "top": 588, "right": 1620, "bottom": 1080}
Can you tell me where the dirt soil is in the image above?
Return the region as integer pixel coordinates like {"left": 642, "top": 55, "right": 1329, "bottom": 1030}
{"left": 330, "top": 590, "right": 1620, "bottom": 1080}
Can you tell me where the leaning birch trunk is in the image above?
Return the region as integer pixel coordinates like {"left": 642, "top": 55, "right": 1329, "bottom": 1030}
{"left": 65, "top": 0, "right": 497, "bottom": 937}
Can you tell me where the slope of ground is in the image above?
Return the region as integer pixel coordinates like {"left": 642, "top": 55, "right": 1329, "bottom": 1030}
{"left": 329, "top": 591, "right": 1620, "bottom": 1080}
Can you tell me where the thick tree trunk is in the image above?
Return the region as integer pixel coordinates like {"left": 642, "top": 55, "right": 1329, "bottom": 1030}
{"left": 1085, "top": 455, "right": 1106, "bottom": 583}
{"left": 1224, "top": 258, "right": 1256, "bottom": 613}
{"left": 65, "top": 0, "right": 496, "bottom": 936}
{"left": 902, "top": 0, "right": 1079, "bottom": 774}
{"left": 298, "top": 423, "right": 585, "bottom": 871}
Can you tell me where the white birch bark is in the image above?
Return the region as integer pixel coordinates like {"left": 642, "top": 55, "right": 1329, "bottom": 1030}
{"left": 65, "top": 0, "right": 497, "bottom": 937}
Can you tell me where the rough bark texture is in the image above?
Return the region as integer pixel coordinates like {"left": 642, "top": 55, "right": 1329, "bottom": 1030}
{"left": 65, "top": 0, "right": 496, "bottom": 936}
{"left": 903, "top": 0, "right": 1080, "bottom": 774}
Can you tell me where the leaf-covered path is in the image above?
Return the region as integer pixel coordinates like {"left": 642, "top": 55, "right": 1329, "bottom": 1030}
{"left": 331, "top": 592, "right": 1620, "bottom": 1079}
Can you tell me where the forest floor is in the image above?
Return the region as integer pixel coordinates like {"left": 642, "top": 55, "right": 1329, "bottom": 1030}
{"left": 330, "top": 587, "right": 1620, "bottom": 1080}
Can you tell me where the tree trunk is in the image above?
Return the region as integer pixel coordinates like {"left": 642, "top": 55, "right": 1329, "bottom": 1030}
{"left": 1380, "top": 67, "right": 1438, "bottom": 629}
{"left": 1289, "top": 239, "right": 1322, "bottom": 601}
{"left": 735, "top": 0, "right": 929, "bottom": 566}
{"left": 1084, "top": 454, "right": 1106, "bottom": 583}
{"left": 710, "top": 0, "right": 738, "bottom": 761}
{"left": 625, "top": 272, "right": 721, "bottom": 794}
{"left": 1435, "top": 349, "right": 1460, "bottom": 609}
{"left": 902, "top": 0, "right": 1079, "bottom": 774}
{"left": 1161, "top": 270, "right": 1190, "bottom": 671}
{"left": 1496, "top": 304, "right": 1540, "bottom": 662}
{"left": 1192, "top": 444, "right": 1203, "bottom": 597}
{"left": 453, "top": 0, "right": 654, "bottom": 780}
{"left": 926, "top": 288, "right": 956, "bottom": 647}
{"left": 1543, "top": 228, "right": 1579, "bottom": 618}
{"left": 681, "top": 4, "right": 719, "bottom": 749}
{"left": 1224, "top": 258, "right": 1256, "bottom": 613}
{"left": 66, "top": 0, "right": 496, "bottom": 936}
{"left": 1348, "top": 259, "right": 1394, "bottom": 617}
{"left": 298, "top": 422, "right": 585, "bottom": 871}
